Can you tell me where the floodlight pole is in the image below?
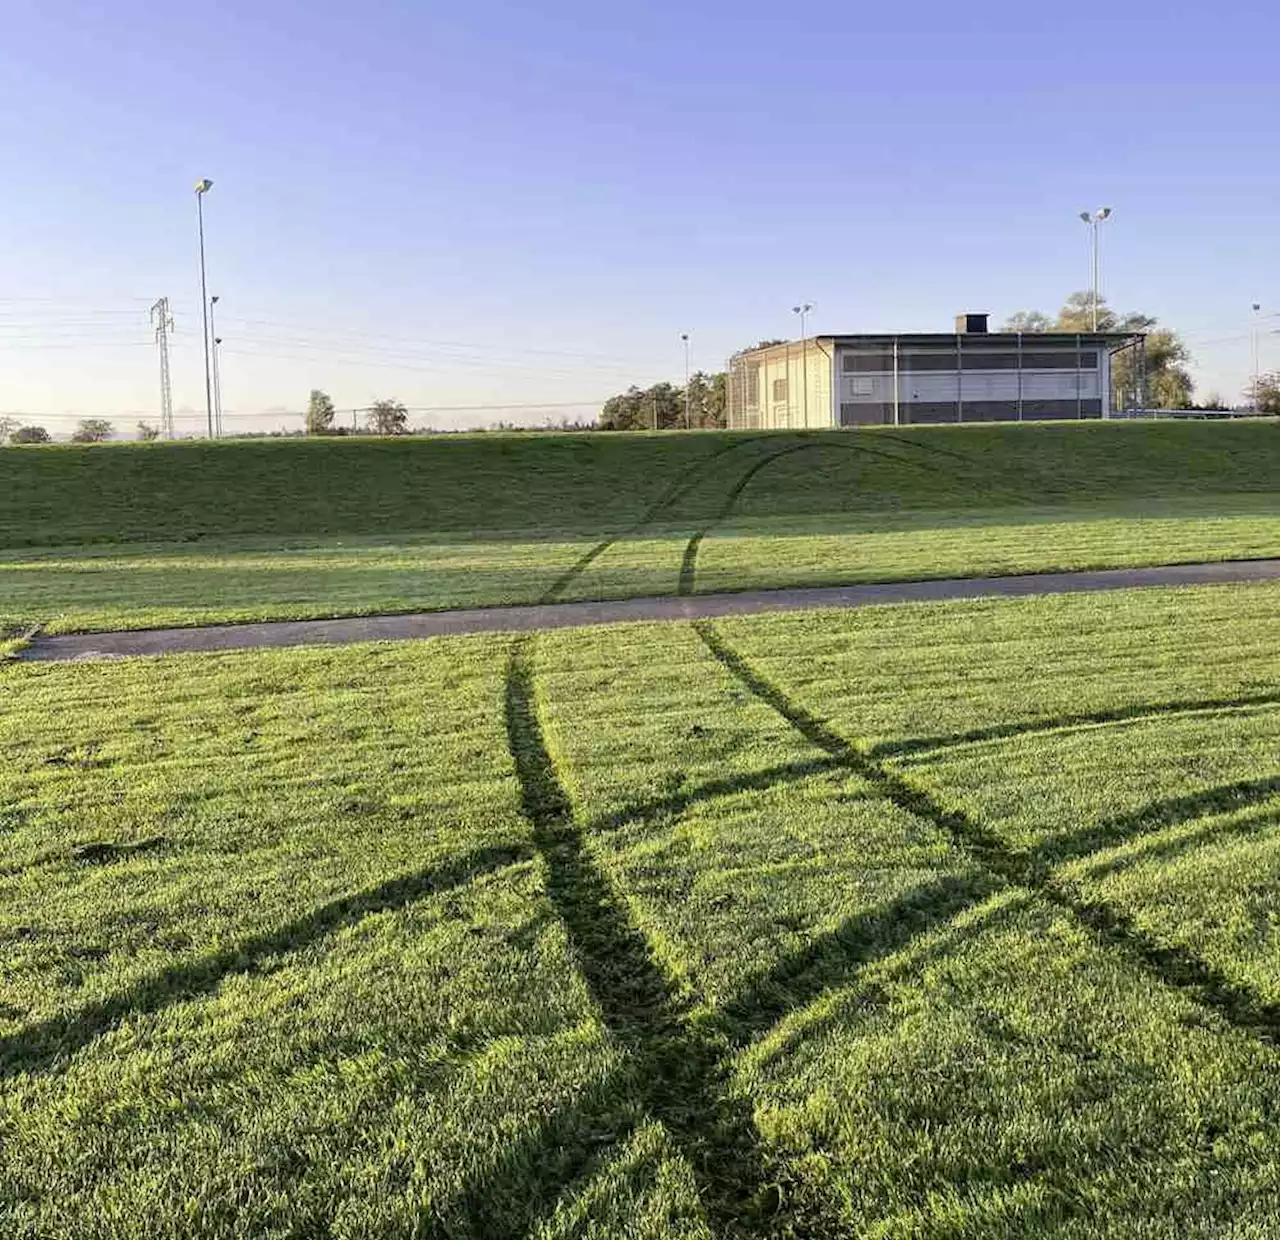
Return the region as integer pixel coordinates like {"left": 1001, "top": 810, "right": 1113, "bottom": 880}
{"left": 793, "top": 303, "right": 812, "bottom": 425}
{"left": 681, "top": 333, "right": 691, "bottom": 428}
{"left": 210, "top": 295, "right": 223, "bottom": 436}
{"left": 1252, "top": 303, "right": 1262, "bottom": 409}
{"left": 1079, "top": 208, "right": 1111, "bottom": 331}
{"left": 195, "top": 178, "right": 215, "bottom": 438}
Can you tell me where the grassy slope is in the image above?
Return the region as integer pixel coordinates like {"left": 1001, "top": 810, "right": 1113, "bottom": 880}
{"left": 2, "top": 419, "right": 1280, "bottom": 634}
{"left": 5, "top": 583, "right": 1280, "bottom": 1234}
{"left": 3, "top": 422, "right": 1280, "bottom": 633}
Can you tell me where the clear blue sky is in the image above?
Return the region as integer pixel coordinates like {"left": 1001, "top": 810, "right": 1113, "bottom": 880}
{"left": 1, "top": 0, "right": 1277, "bottom": 432}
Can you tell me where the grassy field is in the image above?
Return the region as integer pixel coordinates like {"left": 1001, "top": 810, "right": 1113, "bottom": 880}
{"left": 3, "top": 422, "right": 1278, "bottom": 549}
{"left": 4, "top": 581, "right": 1280, "bottom": 1235}
{"left": 2, "top": 423, "right": 1279, "bottom": 634}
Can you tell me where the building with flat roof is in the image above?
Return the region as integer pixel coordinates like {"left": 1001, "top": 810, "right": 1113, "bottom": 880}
{"left": 726, "top": 313, "right": 1146, "bottom": 429}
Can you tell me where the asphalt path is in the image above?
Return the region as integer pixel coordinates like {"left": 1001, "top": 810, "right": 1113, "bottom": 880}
{"left": 19, "top": 558, "right": 1280, "bottom": 663}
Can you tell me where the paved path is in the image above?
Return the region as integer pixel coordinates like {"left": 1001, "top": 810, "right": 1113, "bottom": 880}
{"left": 20, "top": 559, "right": 1280, "bottom": 663}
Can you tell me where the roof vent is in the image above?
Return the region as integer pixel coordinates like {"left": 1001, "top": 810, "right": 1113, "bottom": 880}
{"left": 955, "top": 312, "right": 989, "bottom": 334}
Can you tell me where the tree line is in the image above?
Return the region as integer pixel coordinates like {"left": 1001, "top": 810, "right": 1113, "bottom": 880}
{"left": 304, "top": 391, "right": 412, "bottom": 435}
{"left": 595, "top": 341, "right": 789, "bottom": 431}
{"left": 0, "top": 417, "right": 151, "bottom": 445}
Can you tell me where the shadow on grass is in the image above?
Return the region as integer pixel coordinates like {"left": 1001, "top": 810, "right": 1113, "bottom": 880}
{"left": 875, "top": 691, "right": 1280, "bottom": 760}
{"left": 1070, "top": 801, "right": 1280, "bottom": 886}
{"left": 693, "top": 619, "right": 1280, "bottom": 1048}
{"left": 1035, "top": 775, "right": 1280, "bottom": 870}
{"left": 0, "top": 841, "right": 531, "bottom": 1078}
{"left": 500, "top": 634, "right": 1007, "bottom": 1236}
{"left": 505, "top": 634, "right": 784, "bottom": 1234}
{"left": 586, "top": 755, "right": 846, "bottom": 837}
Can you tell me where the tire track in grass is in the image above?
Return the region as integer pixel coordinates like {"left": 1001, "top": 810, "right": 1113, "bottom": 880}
{"left": 677, "top": 445, "right": 820, "bottom": 596}
{"left": 676, "top": 435, "right": 1024, "bottom": 598}
{"left": 0, "top": 843, "right": 531, "bottom": 1078}
{"left": 550, "top": 428, "right": 995, "bottom": 607}
{"left": 875, "top": 429, "right": 1067, "bottom": 504}
{"left": 539, "top": 435, "right": 781, "bottom": 604}
{"left": 442, "top": 864, "right": 994, "bottom": 1239}
{"left": 693, "top": 619, "right": 1280, "bottom": 1048}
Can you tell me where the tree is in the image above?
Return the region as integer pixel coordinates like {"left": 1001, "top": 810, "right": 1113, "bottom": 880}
{"left": 1138, "top": 330, "right": 1193, "bottom": 409}
{"left": 71, "top": 418, "right": 114, "bottom": 443}
{"left": 1248, "top": 372, "right": 1280, "bottom": 414}
{"left": 600, "top": 386, "right": 648, "bottom": 431}
{"left": 366, "top": 398, "right": 408, "bottom": 436}
{"left": 706, "top": 371, "right": 728, "bottom": 428}
{"left": 306, "top": 389, "right": 337, "bottom": 435}
{"left": 599, "top": 383, "right": 686, "bottom": 431}
{"left": 12, "top": 426, "right": 50, "bottom": 444}
{"left": 1001, "top": 310, "right": 1054, "bottom": 333}
{"left": 0, "top": 415, "right": 19, "bottom": 445}
{"left": 1003, "top": 292, "right": 1191, "bottom": 409}
{"left": 684, "top": 371, "right": 728, "bottom": 429}
{"left": 136, "top": 421, "right": 160, "bottom": 441}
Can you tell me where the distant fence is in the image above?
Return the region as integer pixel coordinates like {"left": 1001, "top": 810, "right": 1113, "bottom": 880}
{"left": 1108, "top": 409, "right": 1276, "bottom": 421}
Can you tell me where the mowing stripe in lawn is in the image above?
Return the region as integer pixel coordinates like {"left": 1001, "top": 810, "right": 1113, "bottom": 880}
{"left": 693, "top": 619, "right": 1280, "bottom": 1050}
{"left": 0, "top": 842, "right": 531, "bottom": 1078}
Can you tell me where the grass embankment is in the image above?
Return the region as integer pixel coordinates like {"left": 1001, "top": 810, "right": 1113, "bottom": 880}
{"left": 4, "top": 583, "right": 1280, "bottom": 1233}
{"left": 2, "top": 422, "right": 1278, "bottom": 633}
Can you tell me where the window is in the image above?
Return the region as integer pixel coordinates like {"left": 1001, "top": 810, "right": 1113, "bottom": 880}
{"left": 1021, "top": 350, "right": 1098, "bottom": 370}
{"left": 745, "top": 364, "right": 760, "bottom": 407}
{"left": 842, "top": 352, "right": 895, "bottom": 373}
{"left": 959, "top": 352, "right": 1020, "bottom": 370}
{"left": 901, "top": 352, "right": 960, "bottom": 371}
{"left": 772, "top": 377, "right": 788, "bottom": 402}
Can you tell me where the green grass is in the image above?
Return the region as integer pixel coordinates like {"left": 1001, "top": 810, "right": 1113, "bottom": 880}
{"left": 6, "top": 582, "right": 1280, "bottom": 1234}
{"left": 3, "top": 423, "right": 1280, "bottom": 634}
{"left": 5, "top": 498, "right": 1279, "bottom": 635}
{"left": 0, "top": 534, "right": 595, "bottom": 634}
{"left": 3, "top": 421, "right": 1279, "bottom": 551}
{"left": 0, "top": 640, "right": 707, "bottom": 1237}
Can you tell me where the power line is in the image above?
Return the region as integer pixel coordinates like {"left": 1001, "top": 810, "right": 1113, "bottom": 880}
{"left": 216, "top": 345, "right": 641, "bottom": 383}
{"left": 215, "top": 330, "right": 647, "bottom": 373}
{"left": 1, "top": 399, "right": 608, "bottom": 423}
{"left": 215, "top": 314, "right": 647, "bottom": 365}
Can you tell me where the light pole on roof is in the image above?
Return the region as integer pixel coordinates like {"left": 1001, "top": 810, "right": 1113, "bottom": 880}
{"left": 1078, "top": 207, "right": 1112, "bottom": 331}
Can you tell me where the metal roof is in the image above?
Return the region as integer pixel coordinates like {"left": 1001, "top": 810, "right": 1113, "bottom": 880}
{"left": 735, "top": 331, "right": 1144, "bottom": 358}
